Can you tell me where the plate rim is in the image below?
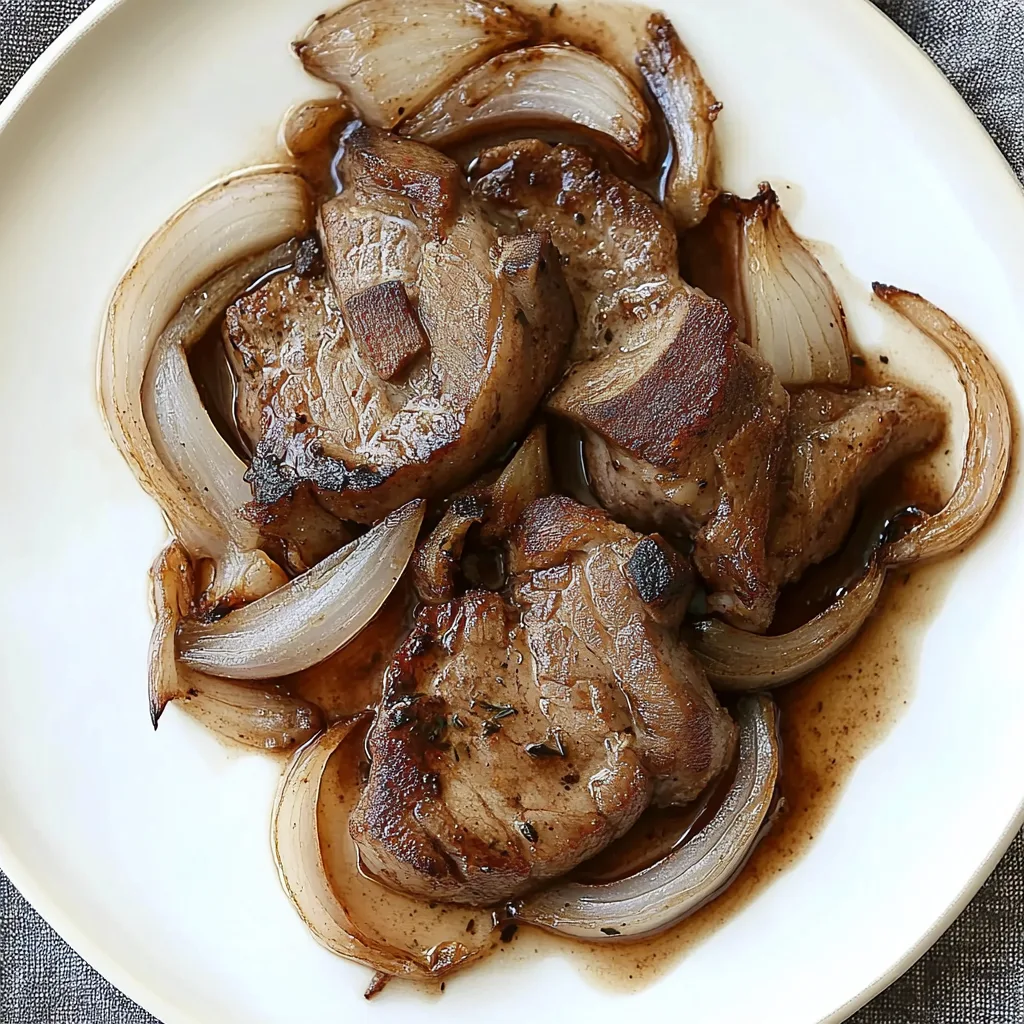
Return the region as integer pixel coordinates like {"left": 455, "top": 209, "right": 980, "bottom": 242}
{"left": 0, "top": 2, "right": 1021, "bottom": 1022}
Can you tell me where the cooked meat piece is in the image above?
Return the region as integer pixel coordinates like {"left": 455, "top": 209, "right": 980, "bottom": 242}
{"left": 509, "top": 497, "right": 733, "bottom": 808}
{"left": 474, "top": 139, "right": 680, "bottom": 363}
{"left": 473, "top": 142, "right": 789, "bottom": 631}
{"left": 349, "top": 496, "right": 736, "bottom": 904}
{"left": 578, "top": 328, "right": 788, "bottom": 632}
{"left": 227, "top": 126, "right": 574, "bottom": 524}
{"left": 768, "top": 385, "right": 944, "bottom": 583}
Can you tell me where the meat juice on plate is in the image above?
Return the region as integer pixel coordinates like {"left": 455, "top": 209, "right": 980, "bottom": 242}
{"left": 98, "top": 0, "right": 1013, "bottom": 997}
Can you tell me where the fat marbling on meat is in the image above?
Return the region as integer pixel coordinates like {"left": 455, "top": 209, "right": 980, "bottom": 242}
{"left": 225, "top": 126, "right": 574, "bottom": 524}
{"left": 349, "top": 495, "right": 736, "bottom": 905}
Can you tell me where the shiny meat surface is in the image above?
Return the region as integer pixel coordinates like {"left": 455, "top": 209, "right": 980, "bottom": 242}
{"left": 473, "top": 142, "right": 789, "bottom": 631}
{"left": 349, "top": 496, "right": 736, "bottom": 904}
{"left": 768, "top": 385, "right": 945, "bottom": 583}
{"left": 227, "top": 126, "right": 574, "bottom": 523}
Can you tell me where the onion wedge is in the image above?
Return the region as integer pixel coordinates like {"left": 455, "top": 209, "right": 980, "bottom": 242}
{"left": 143, "top": 243, "right": 297, "bottom": 557}
{"left": 681, "top": 184, "right": 851, "bottom": 387}
{"left": 177, "top": 671, "right": 323, "bottom": 751}
{"left": 690, "top": 563, "right": 886, "bottom": 691}
{"left": 517, "top": 696, "right": 779, "bottom": 939}
{"left": 295, "top": 0, "right": 531, "bottom": 128}
{"left": 149, "top": 541, "right": 195, "bottom": 725}
{"left": 178, "top": 501, "right": 425, "bottom": 679}
{"left": 99, "top": 169, "right": 311, "bottom": 557}
{"left": 636, "top": 13, "right": 720, "bottom": 231}
{"left": 874, "top": 285, "right": 1012, "bottom": 566}
{"left": 400, "top": 45, "right": 653, "bottom": 161}
{"left": 272, "top": 716, "right": 495, "bottom": 978}
{"left": 149, "top": 541, "right": 322, "bottom": 748}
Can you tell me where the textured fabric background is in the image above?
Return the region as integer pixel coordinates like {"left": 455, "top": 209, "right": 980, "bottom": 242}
{"left": 0, "top": 0, "right": 1022, "bottom": 1021}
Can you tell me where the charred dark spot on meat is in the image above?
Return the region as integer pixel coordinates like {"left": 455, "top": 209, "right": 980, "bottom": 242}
{"left": 294, "top": 234, "right": 324, "bottom": 278}
{"left": 625, "top": 535, "right": 691, "bottom": 605}
{"left": 245, "top": 439, "right": 300, "bottom": 505}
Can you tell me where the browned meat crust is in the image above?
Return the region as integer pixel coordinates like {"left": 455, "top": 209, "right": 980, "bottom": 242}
{"left": 768, "top": 385, "right": 945, "bottom": 583}
{"left": 473, "top": 141, "right": 789, "bottom": 631}
{"left": 226, "top": 127, "right": 575, "bottom": 523}
{"left": 349, "top": 496, "right": 735, "bottom": 904}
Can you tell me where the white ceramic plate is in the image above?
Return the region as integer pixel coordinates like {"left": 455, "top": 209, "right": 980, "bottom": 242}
{"left": 1, "top": 1, "right": 1022, "bottom": 1021}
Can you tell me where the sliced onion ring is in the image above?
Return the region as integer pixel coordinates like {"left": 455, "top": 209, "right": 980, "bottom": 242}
{"left": 690, "top": 563, "right": 886, "bottom": 691}
{"left": 400, "top": 45, "right": 653, "bottom": 162}
{"left": 148, "top": 541, "right": 322, "bottom": 748}
{"left": 99, "top": 168, "right": 311, "bottom": 557}
{"left": 874, "top": 285, "right": 1012, "bottom": 567}
{"left": 272, "top": 716, "right": 494, "bottom": 978}
{"left": 295, "top": 0, "right": 531, "bottom": 129}
{"left": 517, "top": 695, "right": 779, "bottom": 939}
{"left": 178, "top": 501, "right": 425, "bottom": 679}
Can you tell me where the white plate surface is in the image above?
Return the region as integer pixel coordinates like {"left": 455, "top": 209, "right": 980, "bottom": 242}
{"left": 0, "top": 1, "right": 1022, "bottom": 1022}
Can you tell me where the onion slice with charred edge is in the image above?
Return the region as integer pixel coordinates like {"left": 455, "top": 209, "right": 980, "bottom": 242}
{"left": 295, "top": 0, "right": 531, "bottom": 129}
{"left": 148, "top": 541, "right": 322, "bottom": 747}
{"left": 517, "top": 696, "right": 779, "bottom": 939}
{"left": 272, "top": 716, "right": 496, "bottom": 978}
{"left": 178, "top": 501, "right": 425, "bottom": 679}
{"left": 690, "top": 563, "right": 886, "bottom": 690}
{"left": 636, "top": 13, "right": 720, "bottom": 231}
{"left": 99, "top": 169, "right": 310, "bottom": 558}
{"left": 400, "top": 45, "right": 653, "bottom": 162}
{"left": 874, "top": 285, "right": 1012, "bottom": 566}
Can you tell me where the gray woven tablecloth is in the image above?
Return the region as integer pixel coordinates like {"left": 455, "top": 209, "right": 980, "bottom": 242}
{"left": 1, "top": 1, "right": 1022, "bottom": 1021}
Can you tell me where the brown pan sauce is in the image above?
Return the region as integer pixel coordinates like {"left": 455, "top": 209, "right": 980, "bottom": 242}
{"left": 187, "top": 0, "right": 974, "bottom": 992}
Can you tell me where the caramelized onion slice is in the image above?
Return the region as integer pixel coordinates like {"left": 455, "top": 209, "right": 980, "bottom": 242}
{"left": 295, "top": 0, "right": 530, "bottom": 128}
{"left": 401, "top": 45, "right": 653, "bottom": 161}
{"left": 636, "top": 13, "right": 720, "bottom": 231}
{"left": 143, "top": 243, "right": 297, "bottom": 557}
{"left": 149, "top": 541, "right": 195, "bottom": 726}
{"left": 177, "top": 670, "right": 323, "bottom": 751}
{"left": 149, "top": 542, "right": 321, "bottom": 748}
{"left": 682, "top": 184, "right": 851, "bottom": 387}
{"left": 99, "top": 169, "right": 310, "bottom": 557}
{"left": 178, "top": 501, "right": 425, "bottom": 679}
{"left": 272, "top": 716, "right": 495, "bottom": 978}
{"left": 690, "top": 563, "right": 886, "bottom": 690}
{"left": 518, "top": 696, "right": 778, "bottom": 938}
{"left": 874, "top": 285, "right": 1012, "bottom": 566}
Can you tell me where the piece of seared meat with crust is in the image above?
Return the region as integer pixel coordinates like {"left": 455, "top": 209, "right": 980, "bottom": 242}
{"left": 349, "top": 495, "right": 736, "bottom": 905}
{"left": 226, "top": 126, "right": 574, "bottom": 524}
{"left": 768, "top": 385, "right": 944, "bottom": 584}
{"left": 472, "top": 141, "right": 789, "bottom": 632}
